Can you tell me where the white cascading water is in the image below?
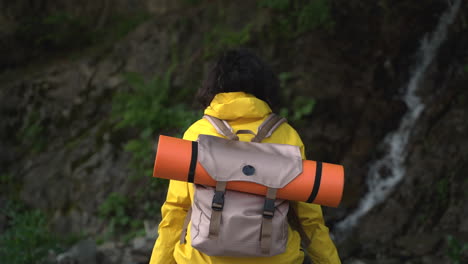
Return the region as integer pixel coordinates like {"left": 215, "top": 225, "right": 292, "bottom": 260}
{"left": 333, "top": 0, "right": 461, "bottom": 240}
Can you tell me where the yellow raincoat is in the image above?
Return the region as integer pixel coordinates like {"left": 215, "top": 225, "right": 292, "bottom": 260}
{"left": 150, "top": 92, "right": 341, "bottom": 264}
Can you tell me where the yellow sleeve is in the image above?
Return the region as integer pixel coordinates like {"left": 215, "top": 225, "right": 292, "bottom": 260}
{"left": 283, "top": 126, "right": 341, "bottom": 263}
{"left": 297, "top": 202, "right": 341, "bottom": 264}
{"left": 296, "top": 144, "right": 341, "bottom": 263}
{"left": 149, "top": 120, "right": 208, "bottom": 264}
{"left": 149, "top": 180, "right": 191, "bottom": 264}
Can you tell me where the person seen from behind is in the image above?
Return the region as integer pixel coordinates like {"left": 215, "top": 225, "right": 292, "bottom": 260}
{"left": 149, "top": 48, "right": 341, "bottom": 264}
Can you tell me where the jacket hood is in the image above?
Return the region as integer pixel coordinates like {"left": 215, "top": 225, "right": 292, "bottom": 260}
{"left": 204, "top": 92, "right": 272, "bottom": 120}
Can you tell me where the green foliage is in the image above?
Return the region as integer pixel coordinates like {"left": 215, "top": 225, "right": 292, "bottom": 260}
{"left": 280, "top": 96, "right": 316, "bottom": 122}
{"left": 204, "top": 24, "right": 253, "bottom": 59}
{"left": 113, "top": 70, "right": 197, "bottom": 133}
{"left": 278, "top": 72, "right": 316, "bottom": 122}
{"left": 17, "top": 12, "right": 93, "bottom": 50}
{"left": 98, "top": 192, "right": 147, "bottom": 241}
{"left": 99, "top": 193, "right": 129, "bottom": 224}
{"left": 142, "top": 196, "right": 162, "bottom": 218}
{"left": 182, "top": 0, "right": 203, "bottom": 5}
{"left": 110, "top": 68, "right": 200, "bottom": 236}
{"left": 99, "top": 193, "right": 131, "bottom": 230}
{"left": 446, "top": 235, "right": 468, "bottom": 264}
{"left": 0, "top": 203, "right": 65, "bottom": 264}
{"left": 279, "top": 71, "right": 295, "bottom": 89}
{"left": 258, "top": 0, "right": 290, "bottom": 10}
{"left": 0, "top": 173, "right": 22, "bottom": 200}
{"left": 258, "top": 0, "right": 334, "bottom": 39}
{"left": 111, "top": 70, "right": 199, "bottom": 180}
{"left": 41, "top": 13, "right": 89, "bottom": 47}
{"left": 464, "top": 64, "right": 468, "bottom": 73}
{"left": 17, "top": 11, "right": 149, "bottom": 53}
{"left": 296, "top": 0, "right": 334, "bottom": 34}
{"left": 416, "top": 213, "right": 428, "bottom": 226}
{"left": 0, "top": 173, "right": 12, "bottom": 184}
{"left": 18, "top": 110, "right": 46, "bottom": 153}
{"left": 102, "top": 13, "right": 150, "bottom": 42}
{"left": 123, "top": 137, "right": 155, "bottom": 178}
{"left": 98, "top": 185, "right": 163, "bottom": 241}
{"left": 436, "top": 177, "right": 449, "bottom": 203}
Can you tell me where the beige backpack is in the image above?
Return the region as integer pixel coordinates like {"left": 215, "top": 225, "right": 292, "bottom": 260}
{"left": 180, "top": 113, "right": 305, "bottom": 257}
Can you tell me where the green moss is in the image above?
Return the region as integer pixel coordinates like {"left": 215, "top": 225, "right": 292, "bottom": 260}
{"left": 436, "top": 177, "right": 449, "bottom": 203}
{"left": 111, "top": 69, "right": 200, "bottom": 180}
{"left": 100, "top": 13, "right": 151, "bottom": 42}
{"left": 98, "top": 191, "right": 158, "bottom": 242}
{"left": 17, "top": 109, "right": 46, "bottom": 153}
{"left": 296, "top": 0, "right": 335, "bottom": 34}
{"left": 17, "top": 12, "right": 93, "bottom": 51}
{"left": 446, "top": 235, "right": 468, "bottom": 264}
{"left": 16, "top": 10, "right": 150, "bottom": 59}
{"left": 0, "top": 202, "right": 78, "bottom": 264}
{"left": 203, "top": 23, "right": 253, "bottom": 59}
{"left": 182, "top": 0, "right": 203, "bottom": 5}
{"left": 99, "top": 193, "right": 131, "bottom": 230}
{"left": 258, "top": 0, "right": 334, "bottom": 40}
{"left": 278, "top": 72, "right": 316, "bottom": 123}
{"left": 280, "top": 96, "right": 316, "bottom": 122}
{"left": 0, "top": 173, "right": 22, "bottom": 200}
{"left": 258, "top": 0, "right": 290, "bottom": 11}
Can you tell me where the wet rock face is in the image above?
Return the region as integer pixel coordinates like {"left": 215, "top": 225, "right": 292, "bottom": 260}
{"left": 0, "top": 0, "right": 157, "bottom": 71}
{"left": 338, "top": 56, "right": 468, "bottom": 264}
{"left": 0, "top": 63, "right": 126, "bottom": 234}
{"left": 1, "top": 0, "right": 467, "bottom": 263}
{"left": 0, "top": 42, "right": 166, "bottom": 234}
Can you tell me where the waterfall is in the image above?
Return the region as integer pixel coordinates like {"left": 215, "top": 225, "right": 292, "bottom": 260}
{"left": 333, "top": 0, "right": 461, "bottom": 240}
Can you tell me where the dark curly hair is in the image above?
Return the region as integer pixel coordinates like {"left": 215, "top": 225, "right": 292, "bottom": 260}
{"left": 196, "top": 49, "right": 279, "bottom": 109}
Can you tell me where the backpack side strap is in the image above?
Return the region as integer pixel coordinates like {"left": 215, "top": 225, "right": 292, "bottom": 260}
{"left": 203, "top": 115, "right": 239, "bottom": 141}
{"left": 251, "top": 114, "right": 287, "bottom": 143}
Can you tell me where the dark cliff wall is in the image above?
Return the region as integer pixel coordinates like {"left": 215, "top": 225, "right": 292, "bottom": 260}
{"left": 1, "top": 0, "right": 467, "bottom": 263}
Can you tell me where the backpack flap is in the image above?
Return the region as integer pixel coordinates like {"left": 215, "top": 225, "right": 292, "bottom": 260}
{"left": 197, "top": 134, "right": 303, "bottom": 189}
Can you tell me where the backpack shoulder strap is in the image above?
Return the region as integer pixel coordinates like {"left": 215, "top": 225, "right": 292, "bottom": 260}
{"left": 203, "top": 115, "right": 239, "bottom": 141}
{"left": 251, "top": 113, "right": 287, "bottom": 143}
{"left": 204, "top": 113, "right": 286, "bottom": 142}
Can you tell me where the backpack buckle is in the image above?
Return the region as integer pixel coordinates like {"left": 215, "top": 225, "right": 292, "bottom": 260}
{"left": 212, "top": 191, "right": 225, "bottom": 211}
{"left": 263, "top": 198, "right": 275, "bottom": 219}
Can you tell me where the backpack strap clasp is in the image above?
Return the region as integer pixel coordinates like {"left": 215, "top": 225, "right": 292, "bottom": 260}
{"left": 208, "top": 181, "right": 227, "bottom": 238}
{"left": 260, "top": 187, "right": 278, "bottom": 254}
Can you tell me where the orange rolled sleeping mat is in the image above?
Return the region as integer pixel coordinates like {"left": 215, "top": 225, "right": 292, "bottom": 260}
{"left": 153, "top": 135, "right": 344, "bottom": 207}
